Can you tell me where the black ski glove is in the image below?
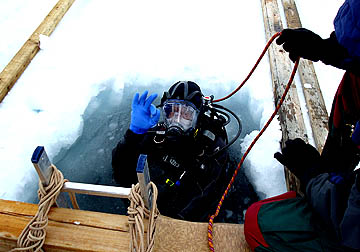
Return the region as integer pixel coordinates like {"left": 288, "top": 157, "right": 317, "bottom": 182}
{"left": 276, "top": 28, "right": 325, "bottom": 62}
{"left": 276, "top": 28, "right": 350, "bottom": 66}
{"left": 274, "top": 138, "right": 322, "bottom": 187}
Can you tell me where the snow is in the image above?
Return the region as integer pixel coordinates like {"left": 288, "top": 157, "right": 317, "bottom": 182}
{"left": 0, "top": 0, "right": 59, "bottom": 71}
{"left": 0, "top": 0, "right": 346, "bottom": 207}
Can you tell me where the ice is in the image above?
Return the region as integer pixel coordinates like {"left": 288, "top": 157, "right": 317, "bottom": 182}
{"left": 0, "top": 0, "right": 59, "bottom": 70}
{"left": 0, "top": 0, "right": 346, "bottom": 216}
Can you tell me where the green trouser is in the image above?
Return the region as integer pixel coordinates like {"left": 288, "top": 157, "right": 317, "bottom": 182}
{"left": 244, "top": 192, "right": 344, "bottom": 252}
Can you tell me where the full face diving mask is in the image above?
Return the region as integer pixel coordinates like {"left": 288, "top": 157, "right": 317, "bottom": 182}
{"left": 162, "top": 99, "right": 199, "bottom": 134}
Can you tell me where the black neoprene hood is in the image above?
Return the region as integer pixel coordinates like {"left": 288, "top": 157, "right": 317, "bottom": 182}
{"left": 161, "top": 81, "right": 203, "bottom": 109}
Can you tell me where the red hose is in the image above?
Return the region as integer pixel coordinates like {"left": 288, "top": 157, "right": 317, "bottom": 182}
{"left": 207, "top": 31, "right": 300, "bottom": 251}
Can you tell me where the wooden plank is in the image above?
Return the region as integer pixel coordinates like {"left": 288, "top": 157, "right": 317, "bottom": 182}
{"left": 0, "top": 214, "right": 130, "bottom": 252}
{"left": 0, "top": 199, "right": 131, "bottom": 251}
{"left": 0, "top": 199, "right": 251, "bottom": 252}
{"left": 154, "top": 216, "right": 251, "bottom": 252}
{"left": 0, "top": 0, "right": 75, "bottom": 103}
{"left": 261, "top": 0, "right": 308, "bottom": 193}
{"left": 281, "top": 0, "right": 329, "bottom": 153}
{"left": 0, "top": 199, "right": 129, "bottom": 232}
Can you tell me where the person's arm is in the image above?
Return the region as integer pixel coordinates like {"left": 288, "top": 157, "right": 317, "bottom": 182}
{"left": 321, "top": 32, "right": 360, "bottom": 75}
{"left": 111, "top": 91, "right": 160, "bottom": 186}
{"left": 305, "top": 174, "right": 349, "bottom": 233}
{"left": 339, "top": 177, "right": 360, "bottom": 250}
{"left": 305, "top": 170, "right": 360, "bottom": 250}
{"left": 112, "top": 129, "right": 145, "bottom": 186}
{"left": 338, "top": 125, "right": 360, "bottom": 249}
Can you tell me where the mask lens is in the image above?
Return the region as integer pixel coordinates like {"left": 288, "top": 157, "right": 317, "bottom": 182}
{"left": 182, "top": 106, "right": 194, "bottom": 120}
{"left": 162, "top": 100, "right": 199, "bottom": 131}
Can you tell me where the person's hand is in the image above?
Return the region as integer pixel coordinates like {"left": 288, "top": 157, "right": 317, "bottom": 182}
{"left": 129, "top": 91, "right": 160, "bottom": 134}
{"left": 274, "top": 138, "right": 320, "bottom": 169}
{"left": 274, "top": 138, "right": 321, "bottom": 186}
{"left": 276, "top": 28, "right": 324, "bottom": 62}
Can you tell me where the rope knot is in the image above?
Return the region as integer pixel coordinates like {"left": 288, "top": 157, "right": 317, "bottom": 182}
{"left": 128, "top": 182, "right": 159, "bottom": 252}
{"left": 11, "top": 165, "right": 67, "bottom": 252}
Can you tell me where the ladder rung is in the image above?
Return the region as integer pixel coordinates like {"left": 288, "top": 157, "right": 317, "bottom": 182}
{"left": 62, "top": 182, "right": 130, "bottom": 199}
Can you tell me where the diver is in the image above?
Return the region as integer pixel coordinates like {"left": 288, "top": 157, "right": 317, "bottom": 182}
{"left": 112, "top": 81, "right": 242, "bottom": 221}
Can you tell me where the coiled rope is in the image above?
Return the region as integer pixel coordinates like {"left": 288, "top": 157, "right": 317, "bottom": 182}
{"left": 207, "top": 32, "right": 300, "bottom": 251}
{"left": 128, "top": 182, "right": 159, "bottom": 252}
{"left": 11, "top": 165, "right": 68, "bottom": 252}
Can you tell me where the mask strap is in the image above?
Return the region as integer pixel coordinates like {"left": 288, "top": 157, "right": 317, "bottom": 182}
{"left": 183, "top": 81, "right": 189, "bottom": 99}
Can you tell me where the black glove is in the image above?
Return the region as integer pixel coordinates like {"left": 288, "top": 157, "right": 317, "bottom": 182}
{"left": 274, "top": 138, "right": 322, "bottom": 187}
{"left": 276, "top": 28, "right": 352, "bottom": 70}
{"left": 276, "top": 28, "right": 325, "bottom": 62}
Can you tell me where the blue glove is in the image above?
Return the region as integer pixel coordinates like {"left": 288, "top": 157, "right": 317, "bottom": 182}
{"left": 129, "top": 91, "right": 160, "bottom": 134}
{"left": 351, "top": 121, "right": 360, "bottom": 146}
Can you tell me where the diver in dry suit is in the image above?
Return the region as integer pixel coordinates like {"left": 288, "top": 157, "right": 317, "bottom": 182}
{"left": 112, "top": 81, "right": 241, "bottom": 221}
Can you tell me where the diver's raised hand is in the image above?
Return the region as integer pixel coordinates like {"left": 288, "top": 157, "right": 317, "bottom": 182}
{"left": 129, "top": 91, "right": 160, "bottom": 134}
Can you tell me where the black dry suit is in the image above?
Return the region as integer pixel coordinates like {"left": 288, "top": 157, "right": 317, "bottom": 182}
{"left": 112, "top": 90, "right": 231, "bottom": 222}
{"left": 112, "top": 119, "right": 229, "bottom": 221}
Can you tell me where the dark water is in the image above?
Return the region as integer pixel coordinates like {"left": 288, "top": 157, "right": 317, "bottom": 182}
{"left": 30, "top": 80, "right": 260, "bottom": 224}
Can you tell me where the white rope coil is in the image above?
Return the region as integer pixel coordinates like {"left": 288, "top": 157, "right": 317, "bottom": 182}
{"left": 128, "top": 182, "right": 159, "bottom": 252}
{"left": 11, "top": 165, "right": 67, "bottom": 252}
